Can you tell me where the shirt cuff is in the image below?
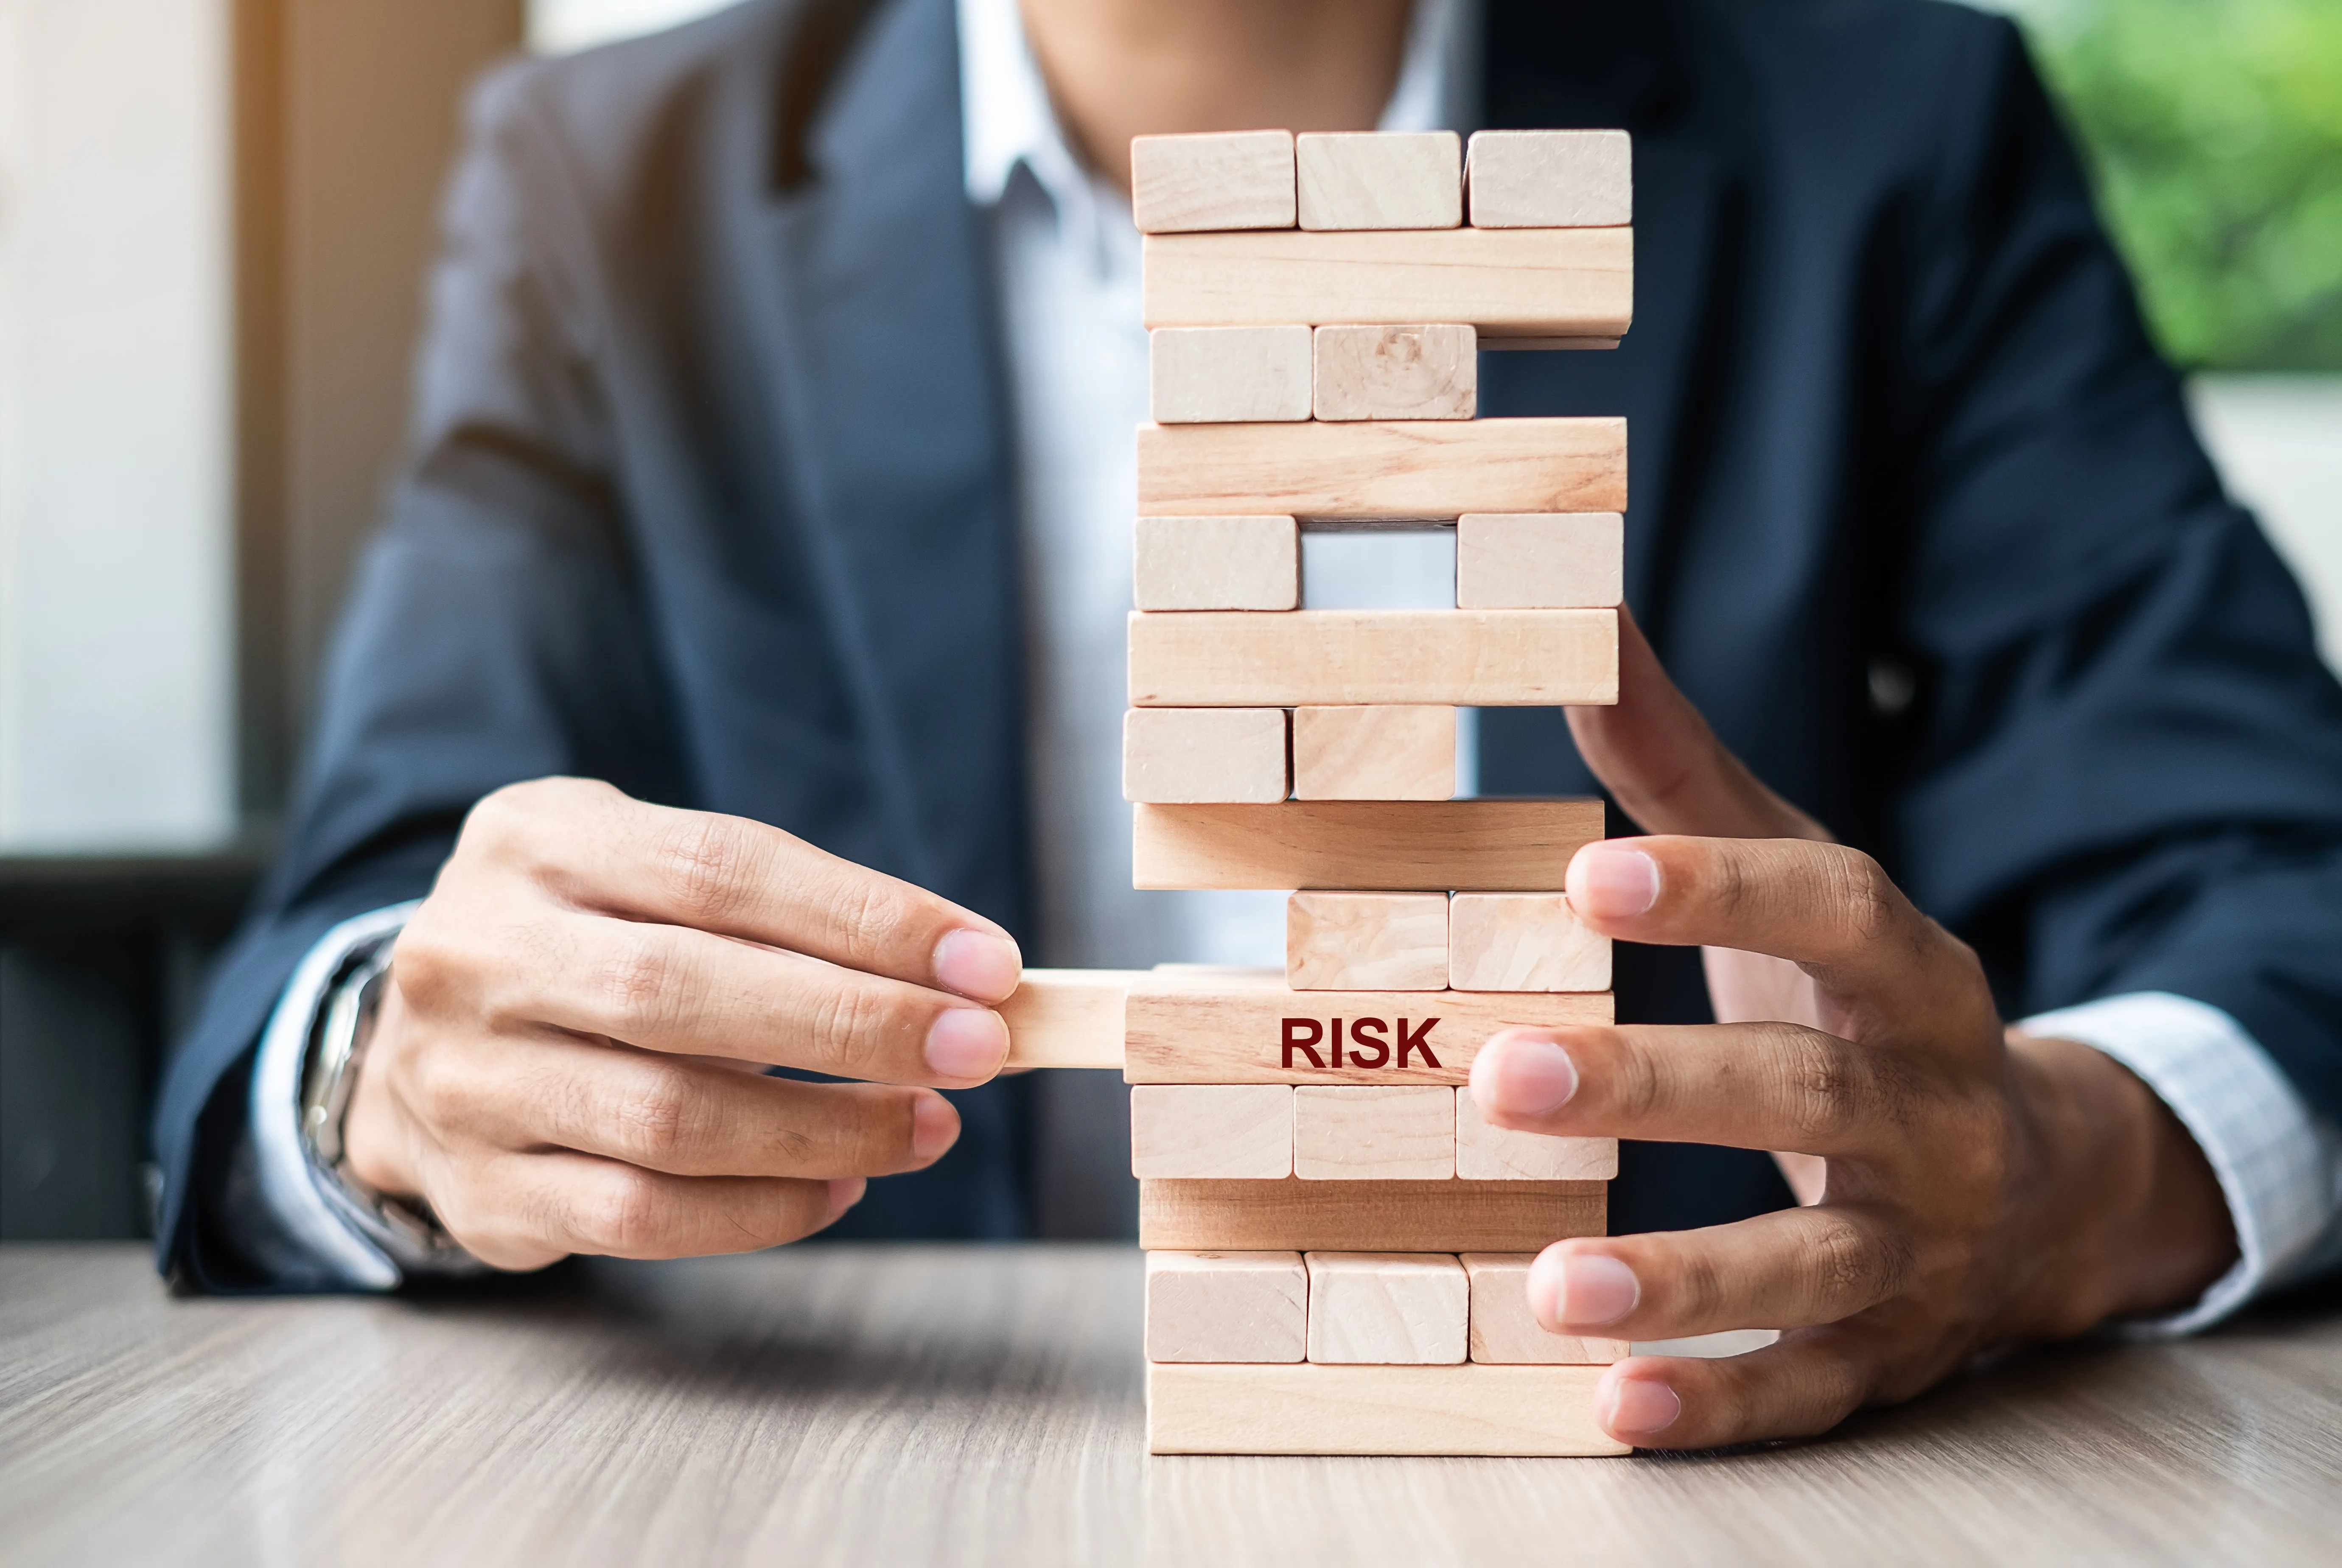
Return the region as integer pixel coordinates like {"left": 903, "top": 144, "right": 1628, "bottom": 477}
{"left": 2018, "top": 991, "right": 2340, "bottom": 1337}
{"left": 248, "top": 902, "right": 421, "bottom": 1291}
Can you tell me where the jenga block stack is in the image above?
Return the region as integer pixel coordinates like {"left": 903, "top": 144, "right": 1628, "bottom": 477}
{"left": 1126, "top": 126, "right": 1635, "bottom": 1456}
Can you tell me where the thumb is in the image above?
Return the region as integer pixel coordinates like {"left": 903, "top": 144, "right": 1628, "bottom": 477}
{"left": 1567, "top": 606, "right": 1830, "bottom": 841}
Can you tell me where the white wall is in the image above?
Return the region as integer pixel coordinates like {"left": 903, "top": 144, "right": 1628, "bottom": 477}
{"left": 2190, "top": 376, "right": 2342, "bottom": 673}
{"left": 0, "top": 0, "right": 234, "bottom": 852}
{"left": 527, "top": 0, "right": 738, "bottom": 54}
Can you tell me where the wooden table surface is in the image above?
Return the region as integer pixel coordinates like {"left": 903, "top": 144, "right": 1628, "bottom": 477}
{"left": 4, "top": 1243, "right": 2339, "bottom": 1567}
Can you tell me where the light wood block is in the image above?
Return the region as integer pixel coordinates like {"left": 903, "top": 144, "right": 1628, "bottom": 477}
{"left": 998, "top": 969, "right": 1140, "bottom": 1070}
{"left": 1123, "top": 971, "right": 1615, "bottom": 1084}
{"left": 1132, "top": 514, "right": 1299, "bottom": 611}
{"left": 1294, "top": 1086, "right": 1455, "bottom": 1180}
{"left": 1467, "top": 129, "right": 1633, "bottom": 228}
{"left": 1131, "top": 798, "right": 1606, "bottom": 891}
{"left": 1139, "top": 1177, "right": 1606, "bottom": 1252}
{"left": 1305, "top": 1252, "right": 1468, "bottom": 1364}
{"left": 1146, "top": 1361, "right": 1626, "bottom": 1455}
{"left": 1130, "top": 1084, "right": 1294, "bottom": 1179}
{"left": 1146, "top": 1251, "right": 1308, "bottom": 1364}
{"left": 1137, "top": 417, "right": 1626, "bottom": 521}
{"left": 1149, "top": 326, "right": 1312, "bottom": 424}
{"left": 1456, "top": 512, "right": 1623, "bottom": 608}
{"left": 1448, "top": 893, "right": 1613, "bottom": 991}
{"left": 1312, "top": 324, "right": 1476, "bottom": 421}
{"left": 1131, "top": 130, "right": 1295, "bottom": 234}
{"left": 1461, "top": 1254, "right": 1629, "bottom": 1365}
{"left": 1296, "top": 131, "right": 1462, "bottom": 231}
{"left": 1143, "top": 227, "right": 1632, "bottom": 339}
{"left": 1122, "top": 708, "right": 1289, "bottom": 804}
{"left": 1455, "top": 1086, "right": 1618, "bottom": 1181}
{"left": 1286, "top": 892, "right": 1448, "bottom": 991}
{"left": 1129, "top": 609, "right": 1617, "bottom": 708}
{"left": 1291, "top": 705, "right": 1456, "bottom": 800}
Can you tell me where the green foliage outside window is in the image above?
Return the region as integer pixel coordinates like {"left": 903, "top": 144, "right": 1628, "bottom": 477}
{"left": 2010, "top": 0, "right": 2342, "bottom": 370}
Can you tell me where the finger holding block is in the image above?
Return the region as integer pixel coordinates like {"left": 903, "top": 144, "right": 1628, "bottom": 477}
{"left": 1287, "top": 891, "right": 1449, "bottom": 991}
{"left": 1296, "top": 131, "right": 1462, "bottom": 231}
{"left": 1146, "top": 1251, "right": 1308, "bottom": 1363}
{"left": 1131, "top": 1084, "right": 1294, "bottom": 1179}
{"left": 1455, "top": 513, "right": 1623, "bottom": 609}
{"left": 1456, "top": 1085, "right": 1618, "bottom": 1180}
{"left": 1448, "top": 892, "right": 1612, "bottom": 991}
{"left": 1466, "top": 129, "right": 1633, "bottom": 228}
{"left": 1123, "top": 708, "right": 1289, "bottom": 804}
{"left": 1132, "top": 130, "right": 1296, "bottom": 234}
{"left": 1133, "top": 514, "right": 1299, "bottom": 611}
{"left": 1150, "top": 326, "right": 1313, "bottom": 424}
{"left": 1313, "top": 325, "right": 1476, "bottom": 421}
{"left": 1294, "top": 1085, "right": 1455, "bottom": 1179}
{"left": 1291, "top": 705, "right": 1456, "bottom": 801}
{"left": 1461, "top": 1254, "right": 1628, "bottom": 1364}
{"left": 1305, "top": 1252, "right": 1468, "bottom": 1364}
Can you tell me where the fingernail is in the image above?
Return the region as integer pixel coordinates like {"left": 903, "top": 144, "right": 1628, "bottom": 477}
{"left": 1529, "top": 1250, "right": 1640, "bottom": 1327}
{"left": 1569, "top": 845, "right": 1660, "bottom": 920}
{"left": 1474, "top": 1032, "right": 1579, "bottom": 1117}
{"left": 924, "top": 1007, "right": 1009, "bottom": 1081}
{"left": 825, "top": 1177, "right": 867, "bottom": 1219}
{"left": 1604, "top": 1376, "right": 1681, "bottom": 1437}
{"left": 933, "top": 928, "right": 1022, "bottom": 1003}
{"left": 910, "top": 1092, "right": 961, "bottom": 1162}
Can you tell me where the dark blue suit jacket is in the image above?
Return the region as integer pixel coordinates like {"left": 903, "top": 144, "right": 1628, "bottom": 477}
{"left": 156, "top": 0, "right": 2342, "bottom": 1288}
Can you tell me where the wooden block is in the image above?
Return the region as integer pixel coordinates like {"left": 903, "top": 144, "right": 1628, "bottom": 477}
{"left": 1133, "top": 514, "right": 1298, "bottom": 612}
{"left": 1312, "top": 325, "right": 1476, "bottom": 421}
{"left": 1305, "top": 1252, "right": 1468, "bottom": 1364}
{"left": 1286, "top": 892, "right": 1448, "bottom": 991}
{"left": 1466, "top": 129, "right": 1633, "bottom": 228}
{"left": 998, "top": 969, "right": 1139, "bottom": 1070}
{"left": 1130, "top": 1084, "right": 1294, "bottom": 1179}
{"left": 1448, "top": 893, "right": 1612, "bottom": 992}
{"left": 1455, "top": 512, "right": 1623, "bottom": 608}
{"left": 1129, "top": 609, "right": 1617, "bottom": 708}
{"left": 1293, "top": 1086, "right": 1455, "bottom": 1180}
{"left": 1122, "top": 708, "right": 1289, "bottom": 804}
{"left": 1461, "top": 1254, "right": 1628, "bottom": 1365}
{"left": 1455, "top": 1086, "right": 1618, "bottom": 1181}
{"left": 1137, "top": 417, "right": 1625, "bottom": 521}
{"left": 1146, "top": 1361, "right": 1627, "bottom": 1455}
{"left": 1139, "top": 1177, "right": 1606, "bottom": 1252}
{"left": 1130, "top": 130, "right": 1295, "bottom": 234}
{"left": 1146, "top": 1251, "right": 1308, "bottom": 1363}
{"left": 1131, "top": 798, "right": 1606, "bottom": 891}
{"left": 1123, "top": 971, "right": 1615, "bottom": 1084}
{"left": 1143, "top": 227, "right": 1631, "bottom": 340}
{"left": 1291, "top": 705, "right": 1455, "bottom": 800}
{"left": 1296, "top": 131, "right": 1462, "bottom": 231}
{"left": 1149, "top": 326, "right": 1312, "bottom": 424}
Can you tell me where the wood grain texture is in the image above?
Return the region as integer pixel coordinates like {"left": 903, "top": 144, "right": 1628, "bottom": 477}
{"left": 1131, "top": 130, "right": 1295, "bottom": 234}
{"left": 1461, "top": 1254, "right": 1629, "bottom": 1365}
{"left": 1456, "top": 1086, "right": 1618, "bottom": 1181}
{"left": 1148, "top": 1361, "right": 1622, "bottom": 1455}
{"left": 1313, "top": 324, "right": 1476, "bottom": 420}
{"left": 1143, "top": 227, "right": 1633, "bottom": 339}
{"left": 1455, "top": 512, "right": 1623, "bottom": 608}
{"left": 1131, "top": 798, "right": 1606, "bottom": 891}
{"left": 1149, "top": 326, "right": 1313, "bottom": 423}
{"left": 1286, "top": 892, "right": 1449, "bottom": 991}
{"left": 1123, "top": 971, "right": 1616, "bottom": 1083}
{"left": 1290, "top": 705, "right": 1456, "bottom": 800}
{"left": 1448, "top": 893, "right": 1612, "bottom": 991}
{"left": 1304, "top": 1252, "right": 1469, "bottom": 1364}
{"left": 1129, "top": 1085, "right": 1294, "bottom": 1179}
{"left": 1136, "top": 417, "right": 1626, "bottom": 521}
{"left": 1000, "top": 969, "right": 1140, "bottom": 1069}
{"left": 1294, "top": 1086, "right": 1457, "bottom": 1180}
{"left": 1467, "top": 129, "right": 1634, "bottom": 228}
{"left": 1139, "top": 1178, "right": 1604, "bottom": 1252}
{"left": 1146, "top": 1251, "right": 1308, "bottom": 1363}
{"left": 1122, "top": 708, "right": 1289, "bottom": 804}
{"left": 1295, "top": 132, "right": 1462, "bottom": 231}
{"left": 1133, "top": 514, "right": 1299, "bottom": 610}
{"left": 11, "top": 1246, "right": 2342, "bottom": 1564}
{"left": 1129, "top": 609, "right": 1617, "bottom": 708}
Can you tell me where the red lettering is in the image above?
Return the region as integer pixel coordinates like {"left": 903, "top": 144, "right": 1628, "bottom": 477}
{"left": 1281, "top": 1018, "right": 1325, "bottom": 1070}
{"left": 1330, "top": 1017, "right": 1345, "bottom": 1069}
{"left": 1347, "top": 1017, "right": 1391, "bottom": 1068}
{"left": 1396, "top": 1017, "right": 1442, "bottom": 1069}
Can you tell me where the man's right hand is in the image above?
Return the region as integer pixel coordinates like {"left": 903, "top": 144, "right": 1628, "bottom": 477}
{"left": 339, "top": 778, "right": 1024, "bottom": 1271}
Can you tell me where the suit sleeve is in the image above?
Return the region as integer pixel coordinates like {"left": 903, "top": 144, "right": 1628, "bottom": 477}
{"left": 152, "top": 60, "right": 684, "bottom": 1291}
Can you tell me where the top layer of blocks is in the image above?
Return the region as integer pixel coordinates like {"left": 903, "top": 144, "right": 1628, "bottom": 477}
{"left": 1130, "top": 130, "right": 1632, "bottom": 235}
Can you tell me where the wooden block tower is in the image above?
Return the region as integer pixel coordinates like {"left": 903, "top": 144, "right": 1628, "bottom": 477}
{"left": 1121, "top": 127, "right": 1635, "bottom": 1457}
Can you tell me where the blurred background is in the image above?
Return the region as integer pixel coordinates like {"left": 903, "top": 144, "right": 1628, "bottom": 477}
{"left": 2, "top": 0, "right": 2336, "bottom": 1240}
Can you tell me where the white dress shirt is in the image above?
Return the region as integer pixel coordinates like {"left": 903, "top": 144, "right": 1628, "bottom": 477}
{"left": 250, "top": 0, "right": 2341, "bottom": 1320}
